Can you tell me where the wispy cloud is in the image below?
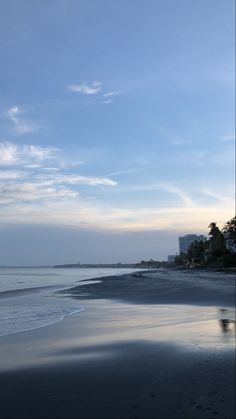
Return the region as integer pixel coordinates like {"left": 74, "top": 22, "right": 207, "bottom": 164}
{"left": 0, "top": 142, "right": 232, "bottom": 232}
{"left": 5, "top": 106, "right": 37, "bottom": 135}
{"left": 27, "top": 145, "right": 58, "bottom": 160}
{"left": 43, "top": 167, "right": 60, "bottom": 171}
{"left": 201, "top": 188, "right": 232, "bottom": 205}
{"left": 103, "top": 91, "right": 120, "bottom": 97}
{"left": 106, "top": 168, "right": 144, "bottom": 177}
{"left": 0, "top": 170, "right": 23, "bottom": 180}
{"left": 0, "top": 141, "right": 18, "bottom": 165}
{"left": 0, "top": 181, "right": 78, "bottom": 205}
{"left": 103, "top": 99, "right": 113, "bottom": 105}
{"left": 0, "top": 141, "right": 57, "bottom": 165}
{"left": 160, "top": 184, "right": 193, "bottom": 205}
{"left": 37, "top": 173, "right": 117, "bottom": 187}
{"left": 61, "top": 174, "right": 116, "bottom": 186}
{"left": 119, "top": 182, "right": 194, "bottom": 206}
{"left": 68, "top": 82, "right": 120, "bottom": 105}
{"left": 0, "top": 194, "right": 232, "bottom": 233}
{"left": 102, "top": 91, "right": 120, "bottom": 104}
{"left": 24, "top": 164, "right": 42, "bottom": 169}
{"left": 59, "top": 160, "right": 84, "bottom": 169}
{"left": 0, "top": 141, "right": 117, "bottom": 208}
{"left": 68, "top": 81, "right": 102, "bottom": 95}
{"left": 158, "top": 125, "right": 191, "bottom": 146}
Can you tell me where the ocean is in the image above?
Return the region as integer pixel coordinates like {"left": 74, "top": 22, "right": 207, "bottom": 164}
{"left": 0, "top": 266, "right": 139, "bottom": 336}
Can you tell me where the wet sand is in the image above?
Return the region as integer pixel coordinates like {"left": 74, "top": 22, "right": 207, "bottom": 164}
{"left": 62, "top": 269, "right": 236, "bottom": 307}
{"left": 0, "top": 269, "right": 235, "bottom": 418}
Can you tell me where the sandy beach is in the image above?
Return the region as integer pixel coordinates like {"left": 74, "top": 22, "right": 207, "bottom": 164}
{"left": 0, "top": 269, "right": 235, "bottom": 419}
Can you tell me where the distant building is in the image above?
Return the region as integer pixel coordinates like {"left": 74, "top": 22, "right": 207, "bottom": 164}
{"left": 167, "top": 255, "right": 176, "bottom": 263}
{"left": 178, "top": 234, "right": 206, "bottom": 254}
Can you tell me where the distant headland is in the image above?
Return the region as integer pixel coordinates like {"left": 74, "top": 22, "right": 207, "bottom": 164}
{"left": 54, "top": 263, "right": 139, "bottom": 269}
{"left": 54, "top": 261, "right": 167, "bottom": 269}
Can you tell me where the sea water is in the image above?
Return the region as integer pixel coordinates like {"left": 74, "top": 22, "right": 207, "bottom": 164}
{"left": 0, "top": 267, "right": 139, "bottom": 336}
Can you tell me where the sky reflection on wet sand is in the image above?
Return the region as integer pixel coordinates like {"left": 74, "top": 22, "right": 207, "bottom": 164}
{"left": 60, "top": 301, "right": 235, "bottom": 351}
{"left": 0, "top": 301, "right": 235, "bottom": 373}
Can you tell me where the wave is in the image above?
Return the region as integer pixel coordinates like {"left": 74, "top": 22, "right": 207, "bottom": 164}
{"left": 0, "top": 307, "right": 85, "bottom": 337}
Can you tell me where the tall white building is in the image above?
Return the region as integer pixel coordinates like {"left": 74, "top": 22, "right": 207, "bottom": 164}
{"left": 178, "top": 234, "right": 206, "bottom": 254}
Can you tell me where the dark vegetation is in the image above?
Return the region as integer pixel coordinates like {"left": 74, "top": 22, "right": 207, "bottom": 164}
{"left": 135, "top": 259, "right": 168, "bottom": 269}
{"left": 174, "top": 216, "right": 236, "bottom": 270}
{"left": 135, "top": 217, "right": 236, "bottom": 270}
{"left": 56, "top": 217, "right": 235, "bottom": 271}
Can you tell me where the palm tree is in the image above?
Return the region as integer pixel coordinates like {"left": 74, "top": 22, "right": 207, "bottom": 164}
{"left": 208, "top": 222, "right": 226, "bottom": 256}
{"left": 222, "top": 216, "right": 236, "bottom": 253}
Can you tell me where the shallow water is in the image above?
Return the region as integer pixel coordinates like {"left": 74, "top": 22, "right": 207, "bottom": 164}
{"left": 60, "top": 301, "right": 235, "bottom": 352}
{"left": 0, "top": 299, "right": 235, "bottom": 373}
{"left": 0, "top": 266, "right": 142, "bottom": 293}
{"left": 0, "top": 267, "right": 142, "bottom": 336}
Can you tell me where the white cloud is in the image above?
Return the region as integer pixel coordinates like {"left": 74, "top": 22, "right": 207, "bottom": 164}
{"left": 5, "top": 106, "right": 37, "bottom": 135}
{"left": 0, "top": 170, "right": 23, "bottom": 180}
{"left": 26, "top": 145, "right": 58, "bottom": 160}
{"left": 102, "top": 91, "right": 120, "bottom": 104}
{"left": 62, "top": 174, "right": 116, "bottom": 186}
{"left": 0, "top": 171, "right": 116, "bottom": 207}
{"left": 0, "top": 181, "right": 78, "bottom": 205}
{"left": 43, "top": 167, "right": 60, "bottom": 171}
{"left": 103, "top": 99, "right": 113, "bottom": 105}
{"left": 103, "top": 91, "right": 120, "bottom": 97}
{"left": 107, "top": 168, "right": 141, "bottom": 177}
{"left": 0, "top": 141, "right": 117, "bottom": 210}
{"left": 68, "top": 81, "right": 102, "bottom": 95}
{"left": 67, "top": 175, "right": 116, "bottom": 186}
{"left": 0, "top": 141, "right": 18, "bottom": 164}
{"left": 0, "top": 144, "right": 233, "bottom": 231}
{"left": 3, "top": 140, "right": 232, "bottom": 233}
{"left": 37, "top": 173, "right": 117, "bottom": 187}
{"left": 0, "top": 141, "right": 57, "bottom": 165}
{"left": 59, "top": 160, "right": 84, "bottom": 169}
{"left": 24, "top": 164, "right": 42, "bottom": 169}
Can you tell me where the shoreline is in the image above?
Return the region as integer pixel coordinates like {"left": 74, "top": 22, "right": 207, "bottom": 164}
{"left": 60, "top": 268, "right": 236, "bottom": 307}
{"left": 0, "top": 269, "right": 235, "bottom": 418}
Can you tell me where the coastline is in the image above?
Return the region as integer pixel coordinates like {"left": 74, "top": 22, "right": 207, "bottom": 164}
{"left": 61, "top": 268, "right": 236, "bottom": 307}
{"left": 0, "top": 269, "right": 235, "bottom": 418}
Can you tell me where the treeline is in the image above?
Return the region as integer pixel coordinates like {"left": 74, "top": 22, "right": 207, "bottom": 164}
{"left": 135, "top": 259, "right": 168, "bottom": 269}
{"left": 174, "top": 216, "right": 236, "bottom": 269}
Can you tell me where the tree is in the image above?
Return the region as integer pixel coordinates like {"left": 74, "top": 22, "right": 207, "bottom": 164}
{"left": 208, "top": 222, "right": 226, "bottom": 256}
{"left": 187, "top": 240, "right": 205, "bottom": 263}
{"left": 174, "top": 253, "right": 187, "bottom": 266}
{"left": 222, "top": 216, "right": 236, "bottom": 253}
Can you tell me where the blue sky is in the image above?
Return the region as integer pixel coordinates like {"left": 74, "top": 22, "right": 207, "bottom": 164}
{"left": 0, "top": 0, "right": 235, "bottom": 264}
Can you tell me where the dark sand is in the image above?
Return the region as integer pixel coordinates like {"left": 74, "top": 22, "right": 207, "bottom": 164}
{"left": 62, "top": 269, "right": 236, "bottom": 307}
{"left": 0, "top": 269, "right": 235, "bottom": 418}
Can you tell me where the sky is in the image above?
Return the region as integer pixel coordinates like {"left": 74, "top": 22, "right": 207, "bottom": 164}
{"left": 0, "top": 0, "right": 235, "bottom": 265}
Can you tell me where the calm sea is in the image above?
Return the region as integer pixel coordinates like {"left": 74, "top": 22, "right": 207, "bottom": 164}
{"left": 0, "top": 267, "right": 140, "bottom": 336}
